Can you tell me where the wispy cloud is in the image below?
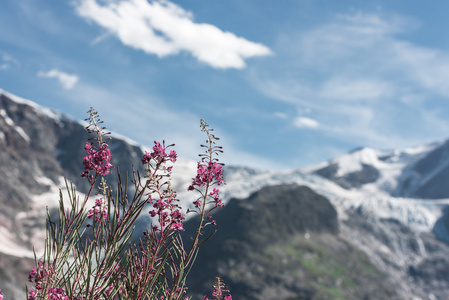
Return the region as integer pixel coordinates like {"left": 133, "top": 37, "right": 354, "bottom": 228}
{"left": 0, "top": 52, "right": 20, "bottom": 70}
{"left": 75, "top": 0, "right": 272, "bottom": 69}
{"left": 319, "top": 78, "right": 393, "bottom": 101}
{"left": 274, "top": 112, "right": 288, "bottom": 119}
{"left": 37, "top": 69, "right": 79, "bottom": 89}
{"left": 251, "top": 12, "right": 449, "bottom": 148}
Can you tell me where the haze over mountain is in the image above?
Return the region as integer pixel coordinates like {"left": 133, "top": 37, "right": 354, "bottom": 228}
{"left": 1, "top": 89, "right": 449, "bottom": 299}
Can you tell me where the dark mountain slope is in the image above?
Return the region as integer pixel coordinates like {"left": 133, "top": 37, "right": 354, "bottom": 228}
{"left": 396, "top": 139, "right": 449, "bottom": 199}
{"left": 184, "top": 184, "right": 401, "bottom": 300}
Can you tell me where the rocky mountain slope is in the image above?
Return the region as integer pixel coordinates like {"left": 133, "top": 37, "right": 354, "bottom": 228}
{"left": 0, "top": 89, "right": 145, "bottom": 298}
{"left": 1, "top": 89, "right": 449, "bottom": 299}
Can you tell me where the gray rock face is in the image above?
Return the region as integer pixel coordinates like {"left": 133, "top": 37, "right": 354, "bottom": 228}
{"left": 314, "top": 162, "right": 379, "bottom": 189}
{"left": 220, "top": 184, "right": 340, "bottom": 241}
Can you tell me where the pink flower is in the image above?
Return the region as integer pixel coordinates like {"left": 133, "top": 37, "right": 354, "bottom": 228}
{"left": 141, "top": 142, "right": 177, "bottom": 165}
{"left": 27, "top": 289, "right": 37, "bottom": 300}
{"left": 169, "top": 150, "right": 177, "bottom": 163}
{"left": 209, "top": 188, "right": 224, "bottom": 208}
{"left": 206, "top": 277, "right": 232, "bottom": 300}
{"left": 81, "top": 142, "right": 113, "bottom": 178}
{"left": 87, "top": 198, "right": 107, "bottom": 224}
{"left": 47, "top": 287, "right": 68, "bottom": 300}
{"left": 141, "top": 151, "right": 152, "bottom": 164}
{"left": 28, "top": 262, "right": 54, "bottom": 290}
{"left": 193, "top": 199, "right": 202, "bottom": 208}
{"left": 28, "top": 267, "right": 37, "bottom": 282}
{"left": 188, "top": 162, "right": 224, "bottom": 191}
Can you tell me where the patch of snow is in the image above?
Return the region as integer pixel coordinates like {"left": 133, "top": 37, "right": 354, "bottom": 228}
{"left": 299, "top": 160, "right": 329, "bottom": 173}
{"left": 0, "top": 108, "right": 14, "bottom": 126}
{"left": 14, "top": 125, "right": 30, "bottom": 142}
{"left": 338, "top": 194, "right": 446, "bottom": 232}
{"left": 402, "top": 142, "right": 441, "bottom": 156}
{"left": 0, "top": 227, "right": 34, "bottom": 258}
{"left": 336, "top": 148, "right": 382, "bottom": 176}
{"left": 35, "top": 176, "right": 57, "bottom": 186}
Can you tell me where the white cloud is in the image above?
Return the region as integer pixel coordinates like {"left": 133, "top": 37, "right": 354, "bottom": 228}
{"left": 37, "top": 69, "right": 79, "bottom": 89}
{"left": 75, "top": 0, "right": 271, "bottom": 69}
{"left": 294, "top": 117, "right": 319, "bottom": 129}
{"left": 252, "top": 12, "right": 449, "bottom": 148}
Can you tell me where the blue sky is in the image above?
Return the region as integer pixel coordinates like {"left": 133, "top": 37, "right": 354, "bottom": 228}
{"left": 2, "top": 0, "right": 449, "bottom": 170}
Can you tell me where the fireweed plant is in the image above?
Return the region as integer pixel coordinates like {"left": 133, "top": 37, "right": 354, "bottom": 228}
{"left": 17, "top": 108, "right": 231, "bottom": 300}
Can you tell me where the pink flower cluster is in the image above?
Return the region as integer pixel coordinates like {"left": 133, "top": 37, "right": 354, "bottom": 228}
{"left": 81, "top": 142, "right": 113, "bottom": 178}
{"left": 28, "top": 288, "right": 79, "bottom": 300}
{"left": 188, "top": 161, "right": 225, "bottom": 211}
{"left": 45, "top": 287, "right": 69, "bottom": 300}
{"left": 28, "top": 263, "right": 76, "bottom": 300}
{"left": 203, "top": 277, "right": 232, "bottom": 300}
{"left": 209, "top": 188, "right": 224, "bottom": 208}
{"left": 0, "top": 289, "right": 3, "bottom": 300}
{"left": 142, "top": 142, "right": 184, "bottom": 232}
{"left": 28, "top": 262, "right": 53, "bottom": 291}
{"left": 148, "top": 192, "right": 185, "bottom": 231}
{"left": 192, "top": 188, "right": 223, "bottom": 209}
{"left": 141, "top": 142, "right": 177, "bottom": 165}
{"left": 87, "top": 198, "right": 107, "bottom": 224}
{"left": 204, "top": 294, "right": 232, "bottom": 300}
{"left": 188, "top": 162, "right": 224, "bottom": 190}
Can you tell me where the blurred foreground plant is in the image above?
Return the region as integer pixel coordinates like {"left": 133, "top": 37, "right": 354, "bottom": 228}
{"left": 19, "top": 108, "right": 231, "bottom": 300}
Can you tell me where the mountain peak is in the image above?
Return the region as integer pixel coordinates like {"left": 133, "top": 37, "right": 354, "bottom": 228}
{"left": 0, "top": 89, "right": 64, "bottom": 122}
{"left": 301, "top": 140, "right": 449, "bottom": 198}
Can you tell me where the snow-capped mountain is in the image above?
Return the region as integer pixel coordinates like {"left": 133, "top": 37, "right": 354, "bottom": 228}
{"left": 301, "top": 142, "right": 449, "bottom": 199}
{"left": 2, "top": 88, "right": 449, "bottom": 299}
